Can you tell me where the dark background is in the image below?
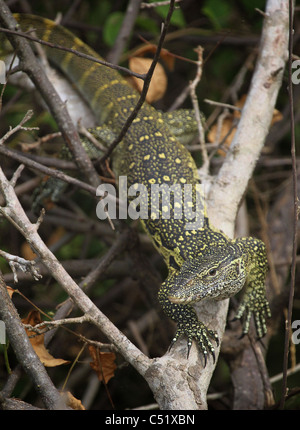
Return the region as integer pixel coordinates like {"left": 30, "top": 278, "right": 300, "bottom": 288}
{"left": 0, "top": 0, "right": 299, "bottom": 410}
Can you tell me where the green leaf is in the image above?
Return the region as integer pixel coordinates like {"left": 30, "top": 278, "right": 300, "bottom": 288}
{"left": 150, "top": 0, "right": 186, "bottom": 28}
{"left": 202, "top": 0, "right": 231, "bottom": 30}
{"left": 103, "top": 11, "right": 124, "bottom": 47}
{"left": 135, "top": 16, "right": 159, "bottom": 35}
{"left": 89, "top": 0, "right": 112, "bottom": 26}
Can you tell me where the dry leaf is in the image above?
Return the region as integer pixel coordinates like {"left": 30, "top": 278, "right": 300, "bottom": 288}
{"left": 208, "top": 94, "right": 283, "bottom": 155}
{"left": 128, "top": 57, "right": 167, "bottom": 103}
{"left": 20, "top": 242, "right": 36, "bottom": 261}
{"left": 130, "top": 44, "right": 175, "bottom": 71}
{"left": 22, "top": 310, "right": 69, "bottom": 367}
{"left": 207, "top": 117, "right": 237, "bottom": 155}
{"left": 270, "top": 108, "right": 283, "bottom": 126}
{"left": 6, "top": 286, "right": 15, "bottom": 298}
{"left": 46, "top": 226, "right": 66, "bottom": 247}
{"left": 21, "top": 226, "right": 66, "bottom": 261}
{"left": 61, "top": 391, "right": 85, "bottom": 410}
{"left": 88, "top": 346, "right": 116, "bottom": 384}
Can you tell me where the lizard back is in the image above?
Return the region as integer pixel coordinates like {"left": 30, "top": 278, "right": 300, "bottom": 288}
{"left": 15, "top": 14, "right": 211, "bottom": 265}
{"left": 11, "top": 15, "right": 270, "bottom": 362}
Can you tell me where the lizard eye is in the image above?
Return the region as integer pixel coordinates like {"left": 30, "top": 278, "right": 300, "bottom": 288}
{"left": 208, "top": 268, "right": 217, "bottom": 276}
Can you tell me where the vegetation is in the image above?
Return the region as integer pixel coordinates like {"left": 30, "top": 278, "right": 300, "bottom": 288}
{"left": 0, "top": 0, "right": 299, "bottom": 410}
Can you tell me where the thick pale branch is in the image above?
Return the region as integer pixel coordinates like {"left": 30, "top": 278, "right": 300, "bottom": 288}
{"left": 208, "top": 0, "right": 289, "bottom": 235}
{"left": 190, "top": 0, "right": 289, "bottom": 409}
{"left": 0, "top": 166, "right": 151, "bottom": 377}
{"left": 0, "top": 0, "right": 290, "bottom": 411}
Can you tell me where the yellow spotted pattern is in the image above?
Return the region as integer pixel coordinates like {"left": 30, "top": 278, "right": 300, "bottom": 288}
{"left": 15, "top": 14, "right": 270, "bottom": 359}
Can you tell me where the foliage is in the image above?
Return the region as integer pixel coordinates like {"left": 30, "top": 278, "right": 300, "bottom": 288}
{"left": 0, "top": 0, "right": 299, "bottom": 411}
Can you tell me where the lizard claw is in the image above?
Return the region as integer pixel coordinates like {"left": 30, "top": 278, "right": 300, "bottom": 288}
{"left": 169, "top": 319, "right": 218, "bottom": 366}
{"left": 234, "top": 296, "right": 271, "bottom": 339}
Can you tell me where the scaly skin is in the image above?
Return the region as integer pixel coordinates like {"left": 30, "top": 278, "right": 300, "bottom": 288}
{"left": 14, "top": 15, "right": 271, "bottom": 363}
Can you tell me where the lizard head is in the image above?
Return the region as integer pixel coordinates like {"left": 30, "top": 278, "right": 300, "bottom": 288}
{"left": 168, "top": 245, "right": 247, "bottom": 304}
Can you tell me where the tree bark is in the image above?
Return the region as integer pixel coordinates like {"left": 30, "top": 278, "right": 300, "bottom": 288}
{"left": 0, "top": 0, "right": 290, "bottom": 410}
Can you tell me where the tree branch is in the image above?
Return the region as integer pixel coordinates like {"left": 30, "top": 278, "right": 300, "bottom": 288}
{"left": 203, "top": 0, "right": 289, "bottom": 409}
{"left": 0, "top": 165, "right": 151, "bottom": 377}
{"left": 0, "top": 1, "right": 99, "bottom": 188}
{"left": 280, "top": 0, "right": 297, "bottom": 409}
{"left": 0, "top": 0, "right": 290, "bottom": 410}
{"left": 208, "top": 0, "right": 289, "bottom": 234}
{"left": 0, "top": 26, "right": 146, "bottom": 80}
{"left": 0, "top": 112, "right": 119, "bottom": 206}
{"left": 100, "top": 0, "right": 177, "bottom": 162}
{"left": 0, "top": 273, "right": 68, "bottom": 409}
{"left": 107, "top": 0, "right": 143, "bottom": 65}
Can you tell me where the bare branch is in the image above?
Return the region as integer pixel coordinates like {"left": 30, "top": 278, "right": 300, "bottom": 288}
{"left": 0, "top": 110, "right": 37, "bottom": 144}
{"left": 0, "top": 142, "right": 120, "bottom": 206}
{"left": 0, "top": 2, "right": 100, "bottom": 188}
{"left": 208, "top": 0, "right": 289, "bottom": 236}
{"left": 0, "top": 25, "right": 147, "bottom": 80}
{"left": 0, "top": 165, "right": 151, "bottom": 377}
{"left": 188, "top": 46, "right": 208, "bottom": 173}
{"left": 107, "top": 0, "right": 143, "bottom": 65}
{"left": 23, "top": 315, "right": 90, "bottom": 335}
{"left": 100, "top": 0, "right": 177, "bottom": 162}
{"left": 141, "top": 0, "right": 182, "bottom": 8}
{"left": 0, "top": 249, "right": 41, "bottom": 282}
{"left": 280, "top": 0, "right": 297, "bottom": 409}
{"left": 204, "top": 98, "right": 242, "bottom": 112}
{"left": 0, "top": 273, "right": 68, "bottom": 409}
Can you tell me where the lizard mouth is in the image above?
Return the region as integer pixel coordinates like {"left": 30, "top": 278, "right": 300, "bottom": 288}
{"left": 168, "top": 295, "right": 194, "bottom": 304}
{"left": 168, "top": 284, "right": 219, "bottom": 304}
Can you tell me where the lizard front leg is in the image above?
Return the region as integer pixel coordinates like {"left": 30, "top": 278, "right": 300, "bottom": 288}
{"left": 158, "top": 273, "right": 219, "bottom": 365}
{"left": 233, "top": 237, "right": 271, "bottom": 338}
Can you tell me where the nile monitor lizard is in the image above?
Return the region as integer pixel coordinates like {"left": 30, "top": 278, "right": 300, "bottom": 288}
{"left": 12, "top": 14, "right": 270, "bottom": 364}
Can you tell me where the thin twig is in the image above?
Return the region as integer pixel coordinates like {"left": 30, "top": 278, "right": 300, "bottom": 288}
{"left": 0, "top": 249, "right": 41, "bottom": 282}
{"left": 0, "top": 110, "right": 37, "bottom": 144}
{"left": 23, "top": 315, "right": 90, "bottom": 335}
{"left": 0, "top": 26, "right": 146, "bottom": 81}
{"left": 107, "top": 0, "right": 143, "bottom": 65}
{"left": 10, "top": 164, "right": 24, "bottom": 188}
{"left": 141, "top": 0, "right": 182, "bottom": 8}
{"left": 270, "top": 362, "right": 300, "bottom": 385}
{"left": 0, "top": 272, "right": 68, "bottom": 409}
{"left": 0, "top": 139, "right": 95, "bottom": 196}
{"left": 0, "top": 3, "right": 100, "bottom": 189}
{"left": 188, "top": 46, "right": 208, "bottom": 172}
{"left": 44, "top": 228, "right": 131, "bottom": 345}
{"left": 100, "top": 0, "right": 176, "bottom": 162}
{"left": 204, "top": 98, "right": 242, "bottom": 112}
{"left": 77, "top": 122, "right": 106, "bottom": 152}
{"left": 280, "top": 0, "right": 297, "bottom": 410}
{"left": 205, "top": 51, "right": 256, "bottom": 128}
{"left": 0, "top": 140, "right": 120, "bottom": 204}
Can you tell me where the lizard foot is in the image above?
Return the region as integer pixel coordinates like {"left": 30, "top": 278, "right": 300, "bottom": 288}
{"left": 169, "top": 320, "right": 219, "bottom": 366}
{"left": 233, "top": 296, "right": 271, "bottom": 339}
